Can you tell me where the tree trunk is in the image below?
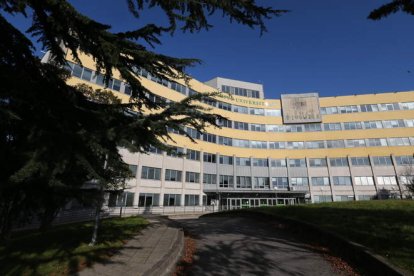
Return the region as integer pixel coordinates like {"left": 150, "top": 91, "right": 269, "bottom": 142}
{"left": 89, "top": 154, "right": 108, "bottom": 246}
{"left": 89, "top": 191, "right": 103, "bottom": 246}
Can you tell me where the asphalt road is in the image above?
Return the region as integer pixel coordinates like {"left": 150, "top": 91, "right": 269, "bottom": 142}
{"left": 179, "top": 216, "right": 340, "bottom": 276}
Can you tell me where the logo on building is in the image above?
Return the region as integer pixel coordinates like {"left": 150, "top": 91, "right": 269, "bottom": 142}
{"left": 281, "top": 93, "right": 322, "bottom": 124}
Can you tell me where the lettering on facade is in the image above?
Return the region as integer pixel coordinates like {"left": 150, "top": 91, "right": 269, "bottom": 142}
{"left": 220, "top": 94, "right": 277, "bottom": 107}
{"left": 281, "top": 93, "right": 322, "bottom": 124}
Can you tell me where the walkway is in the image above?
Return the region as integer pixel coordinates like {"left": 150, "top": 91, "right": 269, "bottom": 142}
{"left": 179, "top": 216, "right": 339, "bottom": 276}
{"left": 78, "top": 216, "right": 183, "bottom": 276}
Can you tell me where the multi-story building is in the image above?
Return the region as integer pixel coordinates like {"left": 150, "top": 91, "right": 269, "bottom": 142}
{"left": 51, "top": 52, "right": 414, "bottom": 209}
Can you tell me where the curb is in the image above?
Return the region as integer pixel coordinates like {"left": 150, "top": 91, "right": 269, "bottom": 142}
{"left": 203, "top": 210, "right": 411, "bottom": 276}
{"left": 143, "top": 217, "right": 185, "bottom": 276}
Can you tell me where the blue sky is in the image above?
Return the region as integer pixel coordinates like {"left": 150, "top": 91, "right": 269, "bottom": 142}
{"left": 4, "top": 0, "right": 414, "bottom": 98}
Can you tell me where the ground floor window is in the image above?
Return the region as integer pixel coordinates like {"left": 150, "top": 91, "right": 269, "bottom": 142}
{"left": 163, "top": 194, "right": 181, "bottom": 206}
{"left": 185, "top": 194, "right": 199, "bottom": 206}
{"left": 357, "top": 195, "right": 373, "bottom": 201}
{"left": 334, "top": 195, "right": 354, "bottom": 201}
{"left": 108, "top": 192, "right": 135, "bottom": 207}
{"left": 138, "top": 193, "right": 160, "bottom": 207}
{"left": 313, "top": 195, "right": 332, "bottom": 203}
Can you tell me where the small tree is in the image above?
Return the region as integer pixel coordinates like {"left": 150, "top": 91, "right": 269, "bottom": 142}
{"left": 398, "top": 164, "right": 414, "bottom": 198}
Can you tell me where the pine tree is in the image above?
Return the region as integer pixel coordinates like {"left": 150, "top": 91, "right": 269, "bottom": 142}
{"left": 0, "top": 1, "right": 283, "bottom": 240}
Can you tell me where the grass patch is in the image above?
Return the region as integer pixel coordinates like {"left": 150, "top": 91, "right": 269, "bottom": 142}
{"left": 246, "top": 200, "right": 414, "bottom": 273}
{"left": 0, "top": 216, "right": 148, "bottom": 275}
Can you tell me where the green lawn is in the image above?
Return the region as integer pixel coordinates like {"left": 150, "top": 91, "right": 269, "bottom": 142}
{"left": 0, "top": 216, "right": 148, "bottom": 276}
{"left": 247, "top": 200, "right": 414, "bottom": 273}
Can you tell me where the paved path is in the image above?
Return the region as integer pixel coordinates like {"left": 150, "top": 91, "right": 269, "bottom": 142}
{"left": 179, "top": 216, "right": 339, "bottom": 276}
{"left": 78, "top": 216, "right": 183, "bottom": 276}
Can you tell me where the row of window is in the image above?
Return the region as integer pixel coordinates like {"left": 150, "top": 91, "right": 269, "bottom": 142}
{"left": 140, "top": 166, "right": 408, "bottom": 188}
{"left": 218, "top": 119, "right": 414, "bottom": 133}
{"left": 321, "top": 102, "right": 414, "bottom": 115}
{"left": 139, "top": 149, "right": 414, "bottom": 167}
{"left": 67, "top": 61, "right": 414, "bottom": 120}
{"left": 171, "top": 127, "right": 414, "bottom": 150}
{"left": 221, "top": 85, "right": 260, "bottom": 99}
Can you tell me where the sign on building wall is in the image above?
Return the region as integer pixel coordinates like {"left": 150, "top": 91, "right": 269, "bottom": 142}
{"left": 281, "top": 93, "right": 322, "bottom": 124}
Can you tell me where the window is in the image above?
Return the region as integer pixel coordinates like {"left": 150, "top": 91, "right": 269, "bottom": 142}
{"left": 267, "top": 125, "right": 284, "bottom": 132}
{"left": 138, "top": 193, "right": 160, "bottom": 207}
{"left": 313, "top": 195, "right": 333, "bottom": 203}
{"left": 345, "top": 139, "right": 366, "bottom": 148}
{"left": 170, "top": 82, "right": 187, "bottom": 95}
{"left": 272, "top": 177, "right": 288, "bottom": 189}
{"left": 304, "top": 123, "right": 322, "bottom": 132}
{"left": 290, "top": 177, "right": 309, "bottom": 186}
{"left": 165, "top": 169, "right": 182, "bottom": 182}
{"left": 233, "top": 105, "right": 249, "bottom": 114}
{"left": 351, "top": 157, "right": 370, "bottom": 166}
{"left": 186, "top": 127, "right": 201, "bottom": 139}
{"left": 186, "top": 149, "right": 200, "bottom": 161}
{"left": 148, "top": 145, "right": 163, "bottom": 154}
{"left": 320, "top": 106, "right": 338, "bottom": 115}
{"left": 234, "top": 121, "right": 249, "bottom": 130}
{"left": 217, "top": 118, "right": 232, "bottom": 128}
{"left": 72, "top": 64, "right": 83, "bottom": 78}
{"left": 305, "top": 141, "right": 325, "bottom": 149}
{"left": 286, "top": 141, "right": 304, "bottom": 149}
{"left": 269, "top": 141, "right": 286, "bottom": 149}
{"left": 330, "top": 157, "right": 348, "bottom": 167}
{"left": 383, "top": 120, "right": 405, "bottom": 128}
{"left": 250, "top": 108, "right": 264, "bottom": 116}
{"left": 203, "top": 152, "right": 216, "bottom": 163}
{"left": 372, "top": 156, "right": 393, "bottom": 166}
{"left": 128, "top": 164, "right": 138, "bottom": 177}
{"left": 218, "top": 136, "right": 233, "bottom": 146}
{"left": 237, "top": 176, "right": 252, "bottom": 188}
{"left": 354, "top": 176, "right": 374, "bottom": 186}
{"left": 395, "top": 156, "right": 414, "bottom": 165}
{"left": 379, "top": 103, "right": 400, "bottom": 111}
{"left": 338, "top": 105, "right": 358, "bottom": 113}
{"left": 233, "top": 139, "right": 250, "bottom": 148}
{"left": 388, "top": 137, "right": 410, "bottom": 146}
{"left": 343, "top": 122, "right": 363, "bottom": 130}
{"left": 324, "top": 123, "right": 342, "bottom": 131}
{"left": 250, "top": 124, "right": 266, "bottom": 132}
{"left": 270, "top": 159, "right": 287, "bottom": 167}
{"left": 218, "top": 101, "right": 232, "bottom": 111}
{"left": 309, "top": 158, "right": 327, "bottom": 167}
{"left": 357, "top": 195, "right": 373, "bottom": 201}
{"left": 254, "top": 177, "right": 270, "bottom": 189}
{"left": 252, "top": 158, "right": 268, "bottom": 167}
{"left": 81, "top": 68, "right": 92, "bottom": 81}
{"left": 112, "top": 79, "right": 121, "bottom": 91}
{"left": 265, "top": 109, "right": 281, "bottom": 116}
{"left": 311, "top": 177, "right": 330, "bottom": 186}
{"left": 219, "top": 175, "right": 234, "bottom": 188}
{"left": 250, "top": 141, "right": 267, "bottom": 149}
{"left": 332, "top": 176, "right": 352, "bottom": 186}
{"left": 289, "top": 159, "right": 306, "bottom": 167}
{"left": 326, "top": 140, "right": 345, "bottom": 148}
{"left": 220, "top": 155, "right": 233, "bottom": 165}
{"left": 364, "top": 121, "right": 383, "bottom": 129}
{"left": 202, "top": 133, "right": 216, "bottom": 143}
{"left": 141, "top": 166, "right": 161, "bottom": 180}
{"left": 401, "top": 102, "right": 414, "bottom": 110}
{"left": 203, "top": 173, "right": 216, "bottom": 185}
{"left": 185, "top": 171, "right": 200, "bottom": 183}
{"left": 166, "top": 147, "right": 184, "bottom": 157}
{"left": 236, "top": 157, "right": 251, "bottom": 166}
{"left": 202, "top": 97, "right": 217, "bottom": 107}
{"left": 185, "top": 194, "right": 199, "bottom": 206}
{"left": 335, "top": 195, "right": 354, "bottom": 202}
{"left": 163, "top": 194, "right": 181, "bottom": 206}
{"left": 366, "top": 138, "right": 387, "bottom": 147}
{"left": 377, "top": 176, "right": 397, "bottom": 185}
{"left": 405, "top": 119, "right": 414, "bottom": 127}
{"left": 400, "top": 175, "right": 414, "bottom": 185}
{"left": 360, "top": 104, "right": 379, "bottom": 112}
